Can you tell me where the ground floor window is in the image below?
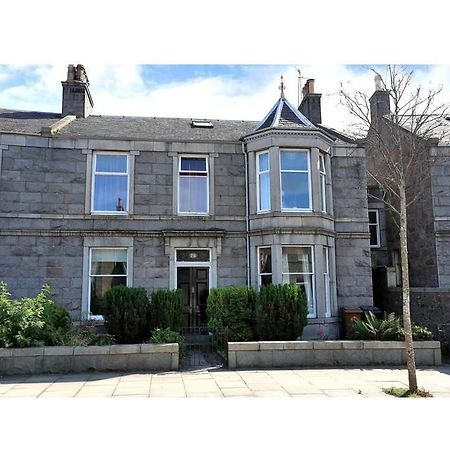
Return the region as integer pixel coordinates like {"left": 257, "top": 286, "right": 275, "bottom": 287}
{"left": 281, "top": 246, "right": 315, "bottom": 317}
{"left": 258, "top": 246, "right": 272, "bottom": 286}
{"left": 89, "top": 248, "right": 128, "bottom": 318}
{"left": 323, "top": 246, "right": 331, "bottom": 318}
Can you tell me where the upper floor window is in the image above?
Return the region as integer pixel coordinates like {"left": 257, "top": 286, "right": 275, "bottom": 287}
{"left": 319, "top": 153, "right": 327, "bottom": 213}
{"left": 280, "top": 150, "right": 311, "bottom": 210}
{"left": 178, "top": 156, "right": 209, "bottom": 215}
{"left": 368, "top": 209, "right": 381, "bottom": 247}
{"left": 257, "top": 151, "right": 271, "bottom": 212}
{"left": 92, "top": 153, "right": 129, "bottom": 214}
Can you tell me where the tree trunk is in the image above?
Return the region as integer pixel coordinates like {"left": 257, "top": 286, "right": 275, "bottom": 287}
{"left": 399, "top": 183, "right": 418, "bottom": 392}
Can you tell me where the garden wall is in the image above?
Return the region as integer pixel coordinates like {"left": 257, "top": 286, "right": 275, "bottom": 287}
{"left": 0, "top": 343, "right": 179, "bottom": 375}
{"left": 228, "top": 340, "right": 441, "bottom": 369}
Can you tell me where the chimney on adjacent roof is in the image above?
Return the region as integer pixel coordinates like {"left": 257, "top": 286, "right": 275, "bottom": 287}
{"left": 369, "top": 74, "right": 390, "bottom": 123}
{"left": 298, "top": 79, "right": 322, "bottom": 125}
{"left": 61, "top": 64, "right": 94, "bottom": 118}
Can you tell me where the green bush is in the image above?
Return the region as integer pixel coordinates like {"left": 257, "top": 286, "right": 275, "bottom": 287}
{"left": 206, "top": 286, "right": 255, "bottom": 341}
{"left": 150, "top": 327, "right": 185, "bottom": 358}
{"left": 60, "top": 321, "right": 115, "bottom": 346}
{"left": 102, "top": 285, "right": 149, "bottom": 344}
{"left": 0, "top": 282, "right": 71, "bottom": 348}
{"left": 149, "top": 289, "right": 183, "bottom": 332}
{"left": 352, "top": 312, "right": 434, "bottom": 341}
{"left": 256, "top": 284, "right": 308, "bottom": 341}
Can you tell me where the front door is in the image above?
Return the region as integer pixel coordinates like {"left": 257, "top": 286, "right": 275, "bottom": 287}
{"left": 177, "top": 267, "right": 209, "bottom": 328}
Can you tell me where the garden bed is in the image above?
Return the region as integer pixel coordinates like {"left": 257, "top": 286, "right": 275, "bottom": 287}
{"left": 0, "top": 343, "right": 179, "bottom": 375}
{"left": 227, "top": 340, "right": 442, "bottom": 369}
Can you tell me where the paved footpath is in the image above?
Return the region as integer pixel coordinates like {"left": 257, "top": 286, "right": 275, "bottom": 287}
{"left": 1, "top": 365, "right": 449, "bottom": 398}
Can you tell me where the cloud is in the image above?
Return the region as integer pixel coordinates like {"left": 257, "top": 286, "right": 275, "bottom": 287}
{"left": 0, "top": 64, "right": 449, "bottom": 132}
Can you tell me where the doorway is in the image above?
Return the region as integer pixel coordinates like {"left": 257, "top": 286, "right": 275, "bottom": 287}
{"left": 177, "top": 266, "right": 209, "bottom": 328}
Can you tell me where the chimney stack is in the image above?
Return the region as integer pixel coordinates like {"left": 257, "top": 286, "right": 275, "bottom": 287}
{"left": 369, "top": 75, "right": 390, "bottom": 123}
{"left": 299, "top": 79, "right": 322, "bottom": 125}
{"left": 61, "top": 64, "right": 94, "bottom": 118}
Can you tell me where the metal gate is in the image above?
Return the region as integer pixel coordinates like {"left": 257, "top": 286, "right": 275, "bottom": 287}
{"left": 181, "top": 325, "right": 228, "bottom": 369}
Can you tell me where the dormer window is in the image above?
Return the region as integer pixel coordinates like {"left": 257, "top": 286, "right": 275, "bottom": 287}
{"left": 191, "top": 120, "right": 214, "bottom": 128}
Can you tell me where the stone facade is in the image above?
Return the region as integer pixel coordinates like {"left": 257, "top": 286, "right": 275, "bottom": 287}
{"left": 0, "top": 69, "right": 375, "bottom": 338}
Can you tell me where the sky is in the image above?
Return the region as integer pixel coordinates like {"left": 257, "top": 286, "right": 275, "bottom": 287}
{"left": 1, "top": 64, "right": 450, "bottom": 133}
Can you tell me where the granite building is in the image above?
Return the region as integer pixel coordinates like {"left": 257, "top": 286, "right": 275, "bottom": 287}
{"left": 0, "top": 65, "right": 374, "bottom": 339}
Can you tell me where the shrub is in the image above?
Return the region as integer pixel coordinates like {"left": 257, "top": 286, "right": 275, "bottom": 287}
{"left": 102, "top": 285, "right": 149, "bottom": 344}
{"left": 352, "top": 311, "right": 402, "bottom": 340}
{"left": 149, "top": 289, "right": 183, "bottom": 332}
{"left": 61, "top": 321, "right": 115, "bottom": 346}
{"left": 352, "top": 312, "right": 434, "bottom": 341}
{"left": 206, "top": 286, "right": 255, "bottom": 341}
{"left": 150, "top": 327, "right": 185, "bottom": 358}
{"left": 256, "top": 284, "right": 308, "bottom": 341}
{"left": 0, "top": 283, "right": 71, "bottom": 348}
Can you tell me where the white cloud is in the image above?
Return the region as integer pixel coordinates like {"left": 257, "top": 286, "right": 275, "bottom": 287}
{"left": 1, "top": 64, "right": 449, "bottom": 132}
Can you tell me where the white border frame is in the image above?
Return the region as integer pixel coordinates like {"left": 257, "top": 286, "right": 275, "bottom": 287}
{"left": 257, "top": 245, "right": 272, "bottom": 287}
{"left": 319, "top": 152, "right": 327, "bottom": 213}
{"left": 91, "top": 152, "right": 130, "bottom": 215}
{"left": 256, "top": 150, "right": 271, "bottom": 213}
{"left": 323, "top": 246, "right": 331, "bottom": 318}
{"left": 88, "top": 247, "right": 129, "bottom": 320}
{"left": 174, "top": 248, "right": 212, "bottom": 295}
{"left": 368, "top": 209, "right": 381, "bottom": 248}
{"left": 177, "top": 154, "right": 209, "bottom": 216}
{"left": 279, "top": 149, "right": 312, "bottom": 212}
{"left": 281, "top": 244, "right": 316, "bottom": 318}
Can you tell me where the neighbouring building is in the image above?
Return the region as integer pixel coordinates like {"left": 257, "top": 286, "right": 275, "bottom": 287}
{"left": 0, "top": 65, "right": 374, "bottom": 339}
{"left": 366, "top": 79, "right": 450, "bottom": 351}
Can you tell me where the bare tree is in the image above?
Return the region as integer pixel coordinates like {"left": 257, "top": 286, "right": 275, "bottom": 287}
{"left": 340, "top": 65, "right": 449, "bottom": 392}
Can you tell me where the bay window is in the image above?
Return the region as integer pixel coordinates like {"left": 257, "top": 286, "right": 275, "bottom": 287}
{"left": 282, "top": 246, "right": 315, "bottom": 317}
{"left": 280, "top": 150, "right": 311, "bottom": 210}
{"left": 258, "top": 246, "right": 272, "bottom": 286}
{"left": 319, "top": 153, "right": 327, "bottom": 213}
{"left": 257, "top": 151, "right": 271, "bottom": 212}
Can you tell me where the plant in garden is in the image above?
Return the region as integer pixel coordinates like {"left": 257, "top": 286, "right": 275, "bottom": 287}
{"left": 60, "top": 321, "right": 115, "bottom": 346}
{"left": 149, "top": 289, "right": 183, "bottom": 332}
{"left": 206, "top": 286, "right": 255, "bottom": 342}
{"left": 150, "top": 327, "right": 185, "bottom": 357}
{"left": 352, "top": 311, "right": 403, "bottom": 341}
{"left": 256, "top": 284, "right": 308, "bottom": 341}
{"left": 0, "top": 283, "right": 71, "bottom": 348}
{"left": 102, "top": 285, "right": 149, "bottom": 344}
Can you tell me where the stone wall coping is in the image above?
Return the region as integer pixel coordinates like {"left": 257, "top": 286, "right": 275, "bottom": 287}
{"left": 0, "top": 343, "right": 178, "bottom": 358}
{"left": 228, "top": 340, "right": 441, "bottom": 351}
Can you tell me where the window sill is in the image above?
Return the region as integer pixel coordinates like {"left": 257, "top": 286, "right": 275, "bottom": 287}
{"left": 90, "top": 212, "right": 130, "bottom": 216}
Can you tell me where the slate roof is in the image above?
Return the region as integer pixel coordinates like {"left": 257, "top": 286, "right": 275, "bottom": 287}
{"left": 252, "top": 96, "right": 316, "bottom": 133}
{"left": 0, "top": 108, "right": 258, "bottom": 142}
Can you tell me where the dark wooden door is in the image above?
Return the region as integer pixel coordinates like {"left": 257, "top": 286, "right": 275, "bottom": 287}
{"left": 177, "top": 267, "right": 209, "bottom": 328}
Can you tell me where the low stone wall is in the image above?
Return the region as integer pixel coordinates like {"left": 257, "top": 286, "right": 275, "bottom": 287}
{"left": 228, "top": 341, "right": 441, "bottom": 369}
{"left": 0, "top": 343, "right": 179, "bottom": 375}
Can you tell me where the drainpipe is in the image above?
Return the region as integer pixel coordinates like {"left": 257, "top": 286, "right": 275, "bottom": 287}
{"left": 242, "top": 141, "right": 251, "bottom": 286}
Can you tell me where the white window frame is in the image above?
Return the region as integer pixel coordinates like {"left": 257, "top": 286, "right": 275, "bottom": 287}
{"left": 256, "top": 151, "right": 271, "bottom": 213}
{"left": 91, "top": 152, "right": 130, "bottom": 215}
{"left": 319, "top": 153, "right": 327, "bottom": 213}
{"left": 88, "top": 247, "right": 129, "bottom": 320}
{"left": 323, "top": 246, "right": 331, "bottom": 318}
{"left": 279, "top": 149, "right": 312, "bottom": 211}
{"left": 177, "top": 154, "right": 209, "bottom": 215}
{"left": 257, "top": 246, "right": 272, "bottom": 287}
{"left": 368, "top": 209, "right": 381, "bottom": 248}
{"left": 281, "top": 245, "right": 316, "bottom": 318}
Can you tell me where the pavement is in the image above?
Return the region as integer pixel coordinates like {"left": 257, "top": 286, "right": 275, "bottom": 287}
{"left": 1, "top": 364, "right": 450, "bottom": 398}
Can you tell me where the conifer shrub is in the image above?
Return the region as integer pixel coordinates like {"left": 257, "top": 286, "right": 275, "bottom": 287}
{"left": 148, "top": 289, "right": 183, "bottom": 332}
{"left": 206, "top": 286, "right": 255, "bottom": 341}
{"left": 256, "top": 284, "right": 308, "bottom": 341}
{"left": 102, "top": 285, "right": 149, "bottom": 344}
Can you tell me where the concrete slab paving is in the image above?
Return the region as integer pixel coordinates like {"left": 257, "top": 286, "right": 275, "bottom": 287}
{"left": 0, "top": 365, "right": 449, "bottom": 398}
